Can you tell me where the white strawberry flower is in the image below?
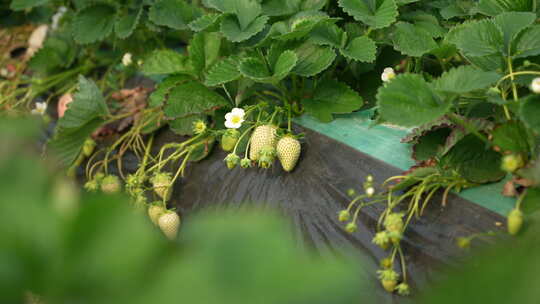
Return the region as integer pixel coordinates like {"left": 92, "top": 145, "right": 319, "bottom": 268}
{"left": 530, "top": 77, "right": 540, "bottom": 94}
{"left": 122, "top": 53, "right": 133, "bottom": 66}
{"left": 224, "top": 108, "right": 245, "bottom": 129}
{"left": 31, "top": 102, "right": 47, "bottom": 116}
{"left": 381, "top": 67, "right": 396, "bottom": 82}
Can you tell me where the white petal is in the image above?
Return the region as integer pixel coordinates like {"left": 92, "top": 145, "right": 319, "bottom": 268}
{"left": 37, "top": 102, "right": 47, "bottom": 110}
{"left": 225, "top": 112, "right": 234, "bottom": 121}
{"left": 231, "top": 108, "right": 245, "bottom": 117}
{"left": 531, "top": 78, "right": 540, "bottom": 94}
{"left": 225, "top": 120, "right": 241, "bottom": 129}
{"left": 383, "top": 67, "right": 394, "bottom": 74}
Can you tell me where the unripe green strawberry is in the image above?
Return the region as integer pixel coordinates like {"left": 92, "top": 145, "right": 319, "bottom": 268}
{"left": 396, "top": 283, "right": 410, "bottom": 296}
{"left": 150, "top": 172, "right": 172, "bottom": 201}
{"left": 240, "top": 158, "right": 252, "bottom": 168}
{"left": 507, "top": 208, "right": 523, "bottom": 235}
{"left": 382, "top": 279, "right": 397, "bottom": 293}
{"left": 377, "top": 269, "right": 399, "bottom": 293}
{"left": 82, "top": 138, "right": 96, "bottom": 157}
{"left": 380, "top": 258, "right": 393, "bottom": 269}
{"left": 338, "top": 210, "right": 350, "bottom": 222}
{"left": 345, "top": 222, "right": 357, "bottom": 233}
{"left": 257, "top": 146, "right": 276, "bottom": 169}
{"left": 221, "top": 129, "right": 240, "bottom": 152}
{"left": 224, "top": 153, "right": 240, "bottom": 169}
{"left": 249, "top": 125, "right": 277, "bottom": 161}
{"left": 456, "top": 237, "right": 471, "bottom": 249}
{"left": 148, "top": 203, "right": 166, "bottom": 225}
{"left": 384, "top": 213, "right": 404, "bottom": 238}
{"left": 501, "top": 154, "right": 525, "bottom": 173}
{"left": 100, "top": 175, "right": 121, "bottom": 194}
{"left": 158, "top": 211, "right": 181, "bottom": 240}
{"left": 277, "top": 135, "right": 301, "bottom": 172}
{"left": 84, "top": 179, "right": 99, "bottom": 192}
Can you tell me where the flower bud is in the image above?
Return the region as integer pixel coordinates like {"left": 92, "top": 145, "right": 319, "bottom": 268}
{"left": 396, "top": 283, "right": 410, "bottom": 296}
{"left": 338, "top": 210, "right": 350, "bottom": 222}
{"left": 240, "top": 158, "right": 252, "bottom": 168}
{"left": 345, "top": 222, "right": 357, "bottom": 234}
{"left": 82, "top": 138, "right": 96, "bottom": 157}
{"left": 100, "top": 175, "right": 122, "bottom": 194}
{"left": 192, "top": 120, "right": 207, "bottom": 135}
{"left": 224, "top": 153, "right": 241, "bottom": 169}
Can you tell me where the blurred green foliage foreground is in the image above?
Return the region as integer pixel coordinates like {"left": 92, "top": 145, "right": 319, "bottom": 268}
{"left": 1, "top": 118, "right": 540, "bottom": 304}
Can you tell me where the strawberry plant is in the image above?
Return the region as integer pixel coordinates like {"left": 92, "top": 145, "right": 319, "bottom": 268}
{"left": 3, "top": 0, "right": 540, "bottom": 296}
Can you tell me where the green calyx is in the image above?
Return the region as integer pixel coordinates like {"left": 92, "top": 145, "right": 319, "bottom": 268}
{"left": 257, "top": 146, "right": 276, "bottom": 169}
{"left": 224, "top": 153, "right": 241, "bottom": 169}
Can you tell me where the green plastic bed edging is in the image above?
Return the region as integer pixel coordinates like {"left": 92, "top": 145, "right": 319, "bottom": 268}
{"left": 295, "top": 111, "right": 514, "bottom": 217}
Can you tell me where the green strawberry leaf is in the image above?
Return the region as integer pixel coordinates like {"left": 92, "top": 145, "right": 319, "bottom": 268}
{"left": 162, "top": 75, "right": 229, "bottom": 119}
{"left": 273, "top": 50, "right": 298, "bottom": 80}
{"left": 29, "top": 32, "right": 77, "bottom": 75}
{"left": 49, "top": 76, "right": 108, "bottom": 166}
{"left": 309, "top": 22, "right": 347, "bottom": 48}
{"left": 492, "top": 12, "right": 535, "bottom": 54}
{"left": 149, "top": 75, "right": 192, "bottom": 107}
{"left": 412, "top": 128, "right": 452, "bottom": 162}
{"left": 142, "top": 50, "right": 193, "bottom": 75}
{"left": 205, "top": 57, "right": 242, "bottom": 86}
{"left": 491, "top": 121, "right": 531, "bottom": 154}
{"left": 520, "top": 95, "right": 540, "bottom": 134}
{"left": 513, "top": 25, "right": 540, "bottom": 59}
{"left": 432, "top": 66, "right": 500, "bottom": 93}
{"left": 239, "top": 50, "right": 297, "bottom": 83}
{"left": 303, "top": 79, "right": 363, "bottom": 122}
{"left": 391, "top": 22, "right": 438, "bottom": 57}
{"left": 149, "top": 0, "right": 201, "bottom": 30}
{"left": 377, "top": 74, "right": 451, "bottom": 127}
{"left": 188, "top": 32, "right": 222, "bottom": 76}
{"left": 220, "top": 14, "right": 269, "bottom": 42}
{"left": 440, "top": 134, "right": 505, "bottom": 184}
{"left": 338, "top": 0, "right": 398, "bottom": 29}
{"left": 463, "top": 53, "right": 505, "bottom": 71}
{"left": 301, "top": 0, "right": 327, "bottom": 10}
{"left": 521, "top": 187, "right": 540, "bottom": 215}
{"left": 115, "top": 7, "right": 142, "bottom": 39}
{"left": 274, "top": 14, "right": 333, "bottom": 41}
{"left": 188, "top": 13, "right": 221, "bottom": 32}
{"left": 477, "top": 0, "right": 535, "bottom": 16}
{"left": 238, "top": 57, "right": 273, "bottom": 82}
{"left": 402, "top": 13, "right": 446, "bottom": 38}
{"left": 170, "top": 115, "right": 205, "bottom": 136}
{"left": 447, "top": 19, "right": 503, "bottom": 57}
{"left": 72, "top": 4, "right": 116, "bottom": 44}
{"left": 10, "top": 0, "right": 49, "bottom": 10}
{"left": 261, "top": 0, "right": 301, "bottom": 16}
{"left": 340, "top": 36, "right": 376, "bottom": 62}
{"left": 223, "top": 0, "right": 262, "bottom": 30}
{"left": 292, "top": 43, "right": 336, "bottom": 77}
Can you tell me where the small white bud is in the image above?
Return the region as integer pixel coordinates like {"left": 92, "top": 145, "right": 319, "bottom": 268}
{"left": 530, "top": 77, "right": 540, "bottom": 94}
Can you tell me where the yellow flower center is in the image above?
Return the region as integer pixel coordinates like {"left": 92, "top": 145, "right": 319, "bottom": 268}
{"left": 231, "top": 116, "right": 241, "bottom": 124}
